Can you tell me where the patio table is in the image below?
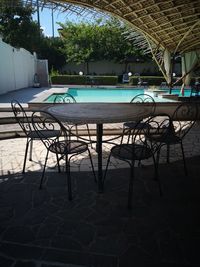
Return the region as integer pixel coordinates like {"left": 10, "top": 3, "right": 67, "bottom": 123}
{"left": 46, "top": 103, "right": 150, "bottom": 192}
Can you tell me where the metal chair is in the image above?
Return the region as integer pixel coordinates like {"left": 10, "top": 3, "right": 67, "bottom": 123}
{"left": 54, "top": 93, "right": 93, "bottom": 147}
{"left": 155, "top": 102, "right": 198, "bottom": 176}
{"left": 11, "top": 100, "right": 59, "bottom": 173}
{"left": 31, "top": 110, "right": 96, "bottom": 200}
{"left": 121, "top": 93, "right": 156, "bottom": 144}
{"left": 104, "top": 114, "right": 171, "bottom": 209}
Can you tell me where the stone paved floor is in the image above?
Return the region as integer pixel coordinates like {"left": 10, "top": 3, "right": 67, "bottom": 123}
{"left": 1, "top": 87, "right": 200, "bottom": 266}
{"left": 0, "top": 158, "right": 200, "bottom": 267}
{"left": 0, "top": 131, "right": 198, "bottom": 176}
{"left": 0, "top": 138, "right": 200, "bottom": 266}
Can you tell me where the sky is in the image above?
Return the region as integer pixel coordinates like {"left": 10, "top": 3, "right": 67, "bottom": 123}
{"left": 32, "top": 7, "right": 95, "bottom": 37}
{"left": 32, "top": 7, "right": 75, "bottom": 37}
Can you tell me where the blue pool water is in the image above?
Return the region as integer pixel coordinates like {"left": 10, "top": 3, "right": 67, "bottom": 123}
{"left": 46, "top": 87, "right": 191, "bottom": 103}
{"left": 68, "top": 88, "right": 146, "bottom": 102}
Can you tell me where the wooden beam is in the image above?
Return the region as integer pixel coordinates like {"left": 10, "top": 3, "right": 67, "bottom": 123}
{"left": 175, "top": 20, "right": 200, "bottom": 54}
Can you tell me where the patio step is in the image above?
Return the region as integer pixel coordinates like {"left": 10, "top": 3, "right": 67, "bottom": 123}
{"left": 0, "top": 111, "right": 123, "bottom": 140}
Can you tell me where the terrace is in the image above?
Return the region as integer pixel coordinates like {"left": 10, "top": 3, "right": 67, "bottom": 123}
{"left": 1, "top": 0, "right": 200, "bottom": 266}
{"left": 1, "top": 86, "right": 200, "bottom": 266}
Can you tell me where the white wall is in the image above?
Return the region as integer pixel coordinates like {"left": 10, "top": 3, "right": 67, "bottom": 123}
{"left": 62, "top": 60, "right": 181, "bottom": 76}
{"left": 37, "top": 59, "right": 49, "bottom": 87}
{"left": 0, "top": 38, "right": 36, "bottom": 95}
{"left": 62, "top": 60, "right": 161, "bottom": 75}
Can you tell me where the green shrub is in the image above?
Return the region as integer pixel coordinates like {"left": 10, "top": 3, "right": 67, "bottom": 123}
{"left": 51, "top": 75, "right": 118, "bottom": 85}
{"left": 129, "top": 76, "right": 166, "bottom": 86}
{"left": 50, "top": 67, "right": 59, "bottom": 77}
{"left": 129, "top": 76, "right": 185, "bottom": 86}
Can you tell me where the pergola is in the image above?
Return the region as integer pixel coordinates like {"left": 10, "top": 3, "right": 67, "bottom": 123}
{"left": 4, "top": 0, "right": 200, "bottom": 87}
{"left": 40, "top": 0, "right": 200, "bottom": 88}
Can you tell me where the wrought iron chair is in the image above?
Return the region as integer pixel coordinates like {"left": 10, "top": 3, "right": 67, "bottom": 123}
{"left": 153, "top": 102, "right": 198, "bottom": 176}
{"left": 121, "top": 93, "right": 156, "bottom": 144}
{"left": 54, "top": 93, "right": 93, "bottom": 147}
{"left": 11, "top": 100, "right": 59, "bottom": 173}
{"left": 31, "top": 110, "right": 96, "bottom": 200}
{"left": 104, "top": 114, "right": 172, "bottom": 209}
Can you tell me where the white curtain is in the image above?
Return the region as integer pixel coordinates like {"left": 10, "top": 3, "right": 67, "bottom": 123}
{"left": 163, "top": 49, "right": 172, "bottom": 84}
{"left": 181, "top": 51, "right": 199, "bottom": 85}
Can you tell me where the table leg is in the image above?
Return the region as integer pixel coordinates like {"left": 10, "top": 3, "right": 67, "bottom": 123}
{"left": 96, "top": 123, "right": 103, "bottom": 193}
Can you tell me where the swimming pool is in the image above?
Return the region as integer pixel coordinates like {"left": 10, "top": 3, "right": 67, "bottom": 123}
{"left": 45, "top": 87, "right": 191, "bottom": 103}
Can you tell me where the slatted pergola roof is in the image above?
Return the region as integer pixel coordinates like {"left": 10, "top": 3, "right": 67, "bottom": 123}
{"left": 2, "top": 0, "right": 200, "bottom": 84}
{"left": 47, "top": 0, "right": 200, "bottom": 55}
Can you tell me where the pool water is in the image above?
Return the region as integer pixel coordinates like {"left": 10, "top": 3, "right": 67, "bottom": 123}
{"left": 45, "top": 87, "right": 191, "bottom": 103}
{"left": 69, "top": 88, "right": 146, "bottom": 102}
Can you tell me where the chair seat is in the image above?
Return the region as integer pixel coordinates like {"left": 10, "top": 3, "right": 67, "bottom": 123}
{"left": 49, "top": 140, "right": 88, "bottom": 155}
{"left": 28, "top": 130, "right": 60, "bottom": 139}
{"left": 148, "top": 133, "right": 180, "bottom": 144}
{"left": 111, "top": 144, "right": 152, "bottom": 161}
{"left": 123, "top": 121, "right": 150, "bottom": 129}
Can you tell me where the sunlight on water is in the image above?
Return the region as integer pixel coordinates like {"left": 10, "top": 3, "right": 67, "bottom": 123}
{"left": 45, "top": 87, "right": 191, "bottom": 103}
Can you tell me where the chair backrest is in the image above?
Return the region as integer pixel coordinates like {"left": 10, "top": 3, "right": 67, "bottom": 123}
{"left": 171, "top": 102, "right": 198, "bottom": 139}
{"left": 11, "top": 99, "right": 32, "bottom": 137}
{"left": 130, "top": 93, "right": 156, "bottom": 117}
{"left": 31, "top": 110, "right": 68, "bottom": 150}
{"left": 54, "top": 93, "right": 76, "bottom": 103}
{"left": 129, "top": 114, "right": 172, "bottom": 154}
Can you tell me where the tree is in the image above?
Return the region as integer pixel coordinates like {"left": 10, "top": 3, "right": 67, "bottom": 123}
{"left": 59, "top": 18, "right": 144, "bottom": 74}
{"left": 0, "top": 0, "right": 66, "bottom": 71}
{"left": 39, "top": 37, "right": 66, "bottom": 71}
{"left": 0, "top": 0, "right": 41, "bottom": 53}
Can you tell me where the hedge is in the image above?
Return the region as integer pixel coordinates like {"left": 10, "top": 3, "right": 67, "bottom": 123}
{"left": 51, "top": 75, "right": 200, "bottom": 86}
{"left": 51, "top": 75, "right": 118, "bottom": 85}
{"left": 129, "top": 76, "right": 199, "bottom": 86}
{"left": 129, "top": 76, "right": 166, "bottom": 86}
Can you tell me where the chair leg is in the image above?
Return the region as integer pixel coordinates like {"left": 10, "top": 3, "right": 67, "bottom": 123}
{"left": 180, "top": 141, "right": 188, "bottom": 176}
{"left": 86, "top": 124, "right": 93, "bottom": 149}
{"left": 75, "top": 125, "right": 79, "bottom": 140}
{"left": 39, "top": 150, "right": 49, "bottom": 189}
{"left": 56, "top": 153, "right": 61, "bottom": 173}
{"left": 166, "top": 144, "right": 170, "bottom": 163}
{"left": 128, "top": 162, "right": 134, "bottom": 209}
{"left": 87, "top": 148, "right": 96, "bottom": 182}
{"left": 103, "top": 153, "right": 111, "bottom": 183}
{"left": 66, "top": 155, "right": 72, "bottom": 200}
{"left": 29, "top": 139, "right": 33, "bottom": 161}
{"left": 153, "top": 152, "right": 162, "bottom": 196}
{"left": 120, "top": 127, "right": 126, "bottom": 145}
{"left": 127, "top": 131, "right": 131, "bottom": 144}
{"left": 22, "top": 139, "right": 29, "bottom": 173}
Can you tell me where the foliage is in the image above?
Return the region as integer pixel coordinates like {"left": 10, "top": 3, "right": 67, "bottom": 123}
{"left": 0, "top": 3, "right": 148, "bottom": 74}
{"left": 58, "top": 17, "right": 144, "bottom": 74}
{"left": 129, "top": 76, "right": 183, "bottom": 86}
{"left": 51, "top": 75, "right": 118, "bottom": 85}
{"left": 0, "top": 1, "right": 66, "bottom": 71}
{"left": 0, "top": 0, "right": 41, "bottom": 53}
{"left": 50, "top": 66, "right": 60, "bottom": 78}
{"left": 129, "top": 76, "right": 165, "bottom": 86}
{"left": 39, "top": 37, "right": 66, "bottom": 71}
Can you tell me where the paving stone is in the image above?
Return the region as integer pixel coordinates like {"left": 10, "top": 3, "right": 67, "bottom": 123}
{"left": 0, "top": 157, "right": 200, "bottom": 266}
{"left": 14, "top": 260, "right": 36, "bottom": 267}
{"left": 41, "top": 264, "right": 86, "bottom": 267}
{"left": 2, "top": 226, "right": 36, "bottom": 244}
{"left": 0, "top": 255, "right": 14, "bottom": 267}
{"left": 0, "top": 242, "right": 43, "bottom": 260}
